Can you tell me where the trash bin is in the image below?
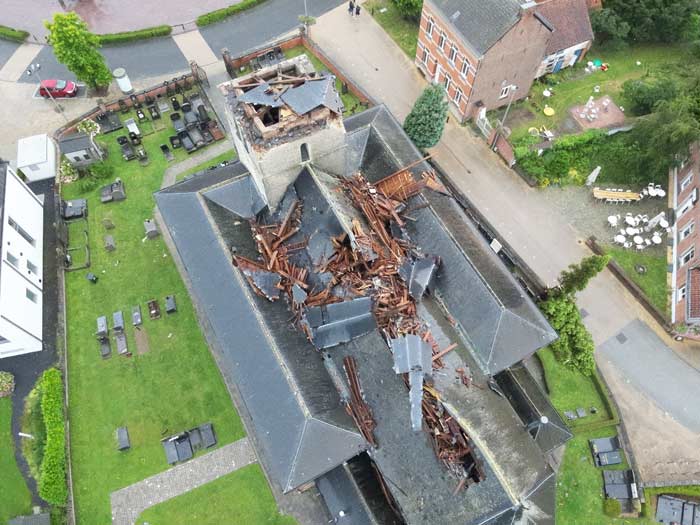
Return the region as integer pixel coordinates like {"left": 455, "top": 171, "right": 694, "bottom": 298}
{"left": 113, "top": 67, "right": 133, "bottom": 95}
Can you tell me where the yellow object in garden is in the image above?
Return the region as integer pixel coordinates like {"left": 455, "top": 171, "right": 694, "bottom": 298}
{"left": 543, "top": 106, "right": 555, "bottom": 117}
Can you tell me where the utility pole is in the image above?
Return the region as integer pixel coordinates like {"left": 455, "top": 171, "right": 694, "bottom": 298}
{"left": 492, "top": 83, "right": 517, "bottom": 151}
{"left": 27, "top": 63, "right": 69, "bottom": 123}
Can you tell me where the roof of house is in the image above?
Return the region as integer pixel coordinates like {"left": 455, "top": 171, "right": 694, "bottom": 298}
{"left": 16, "top": 134, "right": 49, "bottom": 168}
{"left": 155, "top": 105, "right": 557, "bottom": 523}
{"left": 429, "top": 0, "right": 523, "bottom": 56}
{"left": 535, "top": 0, "right": 593, "bottom": 55}
{"left": 58, "top": 133, "right": 92, "bottom": 154}
{"left": 316, "top": 465, "right": 378, "bottom": 525}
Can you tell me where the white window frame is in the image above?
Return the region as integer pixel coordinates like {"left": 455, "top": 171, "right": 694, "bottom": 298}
{"left": 444, "top": 73, "right": 452, "bottom": 93}
{"left": 449, "top": 45, "right": 458, "bottom": 65}
{"left": 6, "top": 251, "right": 19, "bottom": 267}
{"left": 681, "top": 245, "right": 695, "bottom": 266}
{"left": 681, "top": 220, "right": 695, "bottom": 240}
{"left": 8, "top": 217, "right": 35, "bottom": 246}
{"left": 681, "top": 171, "right": 694, "bottom": 192}
{"left": 499, "top": 85, "right": 511, "bottom": 99}
{"left": 678, "top": 285, "right": 687, "bottom": 302}
{"left": 454, "top": 87, "right": 463, "bottom": 106}
{"left": 460, "top": 58, "right": 470, "bottom": 77}
{"left": 426, "top": 17, "right": 434, "bottom": 37}
{"left": 422, "top": 46, "right": 430, "bottom": 65}
{"left": 26, "top": 288, "right": 37, "bottom": 303}
{"left": 438, "top": 32, "right": 446, "bottom": 52}
{"left": 27, "top": 259, "right": 38, "bottom": 274}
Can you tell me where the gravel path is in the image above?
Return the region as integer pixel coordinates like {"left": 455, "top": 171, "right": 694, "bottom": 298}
{"left": 110, "top": 437, "right": 255, "bottom": 525}
{"left": 160, "top": 140, "right": 233, "bottom": 189}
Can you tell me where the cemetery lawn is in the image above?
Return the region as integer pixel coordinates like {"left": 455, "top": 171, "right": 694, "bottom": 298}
{"left": 0, "top": 398, "right": 32, "bottom": 523}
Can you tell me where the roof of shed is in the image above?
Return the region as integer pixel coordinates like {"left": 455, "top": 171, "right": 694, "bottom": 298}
{"left": 535, "top": 0, "right": 593, "bottom": 55}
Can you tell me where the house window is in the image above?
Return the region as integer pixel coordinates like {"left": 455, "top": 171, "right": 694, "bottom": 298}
{"left": 8, "top": 217, "right": 35, "bottom": 246}
{"left": 426, "top": 17, "right": 434, "bottom": 37}
{"left": 449, "top": 45, "right": 458, "bottom": 65}
{"left": 454, "top": 88, "right": 463, "bottom": 106}
{"left": 27, "top": 259, "right": 38, "bottom": 274}
{"left": 681, "top": 171, "right": 694, "bottom": 192}
{"left": 438, "top": 32, "right": 446, "bottom": 52}
{"left": 73, "top": 156, "right": 81, "bottom": 162}
{"left": 444, "top": 73, "right": 452, "bottom": 93}
{"left": 499, "top": 85, "right": 511, "bottom": 99}
{"left": 6, "top": 252, "right": 18, "bottom": 267}
{"left": 300, "top": 143, "right": 310, "bottom": 163}
{"left": 681, "top": 221, "right": 695, "bottom": 240}
{"left": 83, "top": 154, "right": 90, "bottom": 161}
{"left": 460, "top": 58, "right": 470, "bottom": 77}
{"left": 422, "top": 47, "right": 430, "bottom": 65}
{"left": 679, "top": 197, "right": 695, "bottom": 218}
{"left": 681, "top": 246, "right": 695, "bottom": 266}
{"left": 26, "top": 288, "right": 37, "bottom": 303}
{"left": 678, "top": 285, "right": 687, "bottom": 302}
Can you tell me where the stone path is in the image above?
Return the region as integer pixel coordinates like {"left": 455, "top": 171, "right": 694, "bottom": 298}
{"left": 110, "top": 437, "right": 256, "bottom": 525}
{"left": 173, "top": 31, "right": 219, "bottom": 67}
{"left": 160, "top": 140, "right": 234, "bottom": 189}
{"left": 0, "top": 42, "right": 42, "bottom": 82}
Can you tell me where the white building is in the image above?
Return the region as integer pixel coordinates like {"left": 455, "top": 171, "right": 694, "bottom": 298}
{"left": 0, "top": 162, "right": 44, "bottom": 358}
{"left": 16, "top": 134, "right": 57, "bottom": 182}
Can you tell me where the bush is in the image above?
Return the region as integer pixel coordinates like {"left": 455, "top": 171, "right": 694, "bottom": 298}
{"left": 0, "top": 371, "right": 14, "bottom": 397}
{"left": 540, "top": 295, "right": 596, "bottom": 375}
{"left": 603, "top": 497, "right": 622, "bottom": 517}
{"left": 391, "top": 0, "right": 423, "bottom": 19}
{"left": 38, "top": 369, "right": 67, "bottom": 506}
{"left": 0, "top": 24, "right": 29, "bottom": 42}
{"left": 89, "top": 161, "right": 114, "bottom": 180}
{"left": 403, "top": 85, "right": 449, "bottom": 149}
{"left": 98, "top": 25, "right": 171, "bottom": 45}
{"left": 21, "top": 382, "right": 46, "bottom": 481}
{"left": 196, "top": 0, "right": 268, "bottom": 27}
{"left": 622, "top": 78, "right": 679, "bottom": 115}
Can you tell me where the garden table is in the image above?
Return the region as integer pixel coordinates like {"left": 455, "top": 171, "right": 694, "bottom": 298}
{"left": 626, "top": 227, "right": 638, "bottom": 235}
{"left": 652, "top": 236, "right": 662, "bottom": 245}
{"left": 633, "top": 235, "right": 643, "bottom": 245}
{"left": 614, "top": 235, "right": 626, "bottom": 244}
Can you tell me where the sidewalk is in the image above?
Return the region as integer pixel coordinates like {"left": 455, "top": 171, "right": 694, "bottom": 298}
{"left": 311, "top": 1, "right": 700, "bottom": 485}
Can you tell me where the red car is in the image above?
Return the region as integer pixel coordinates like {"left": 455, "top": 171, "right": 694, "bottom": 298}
{"left": 39, "top": 79, "right": 77, "bottom": 98}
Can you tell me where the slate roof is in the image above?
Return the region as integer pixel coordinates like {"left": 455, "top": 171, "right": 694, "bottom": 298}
{"left": 535, "top": 0, "right": 594, "bottom": 55}
{"left": 429, "top": 0, "right": 523, "bottom": 56}
{"left": 237, "top": 76, "right": 343, "bottom": 115}
{"left": 317, "top": 465, "right": 377, "bottom": 525}
{"left": 58, "top": 133, "right": 92, "bottom": 154}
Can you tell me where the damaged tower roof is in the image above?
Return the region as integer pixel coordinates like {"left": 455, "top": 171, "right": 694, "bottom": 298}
{"left": 155, "top": 104, "right": 559, "bottom": 524}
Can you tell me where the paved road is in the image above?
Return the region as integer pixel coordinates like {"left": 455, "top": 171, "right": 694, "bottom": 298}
{"left": 110, "top": 437, "right": 256, "bottom": 525}
{"left": 0, "top": 40, "right": 19, "bottom": 70}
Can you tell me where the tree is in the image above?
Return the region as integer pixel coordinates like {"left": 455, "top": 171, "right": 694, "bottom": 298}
{"left": 600, "top": 0, "right": 700, "bottom": 43}
{"left": 622, "top": 77, "right": 680, "bottom": 115}
{"left": 391, "top": 0, "right": 423, "bottom": 19}
{"left": 403, "top": 85, "right": 448, "bottom": 149}
{"left": 540, "top": 295, "right": 596, "bottom": 375}
{"left": 558, "top": 255, "right": 610, "bottom": 295}
{"left": 45, "top": 13, "right": 112, "bottom": 89}
{"left": 590, "top": 8, "right": 630, "bottom": 47}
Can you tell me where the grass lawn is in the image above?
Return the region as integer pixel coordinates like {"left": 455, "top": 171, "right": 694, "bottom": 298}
{"left": 0, "top": 398, "right": 32, "bottom": 523}
{"left": 605, "top": 246, "right": 669, "bottom": 314}
{"left": 365, "top": 0, "right": 418, "bottom": 58}
{"left": 136, "top": 464, "right": 296, "bottom": 525}
{"left": 283, "top": 46, "right": 366, "bottom": 117}
{"left": 502, "top": 44, "right": 684, "bottom": 142}
{"left": 176, "top": 148, "right": 237, "bottom": 182}
{"left": 63, "top": 112, "right": 246, "bottom": 522}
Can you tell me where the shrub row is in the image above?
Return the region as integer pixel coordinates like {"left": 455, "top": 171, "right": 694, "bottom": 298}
{"left": 0, "top": 24, "right": 29, "bottom": 43}
{"left": 38, "top": 368, "right": 67, "bottom": 506}
{"left": 196, "top": 0, "right": 267, "bottom": 27}
{"left": 98, "top": 25, "right": 171, "bottom": 45}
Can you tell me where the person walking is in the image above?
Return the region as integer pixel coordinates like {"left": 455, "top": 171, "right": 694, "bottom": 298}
{"left": 348, "top": 0, "right": 354, "bottom": 16}
{"left": 355, "top": 4, "right": 361, "bottom": 17}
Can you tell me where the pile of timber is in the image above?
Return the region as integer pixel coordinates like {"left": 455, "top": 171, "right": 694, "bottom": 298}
{"left": 343, "top": 356, "right": 377, "bottom": 447}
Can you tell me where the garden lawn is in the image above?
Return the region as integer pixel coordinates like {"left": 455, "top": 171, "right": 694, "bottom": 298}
{"left": 0, "top": 398, "right": 32, "bottom": 523}
{"left": 502, "top": 44, "right": 684, "bottom": 142}
{"left": 366, "top": 0, "right": 418, "bottom": 58}
{"left": 63, "top": 119, "right": 245, "bottom": 523}
{"left": 176, "top": 148, "right": 237, "bottom": 182}
{"left": 283, "top": 46, "right": 365, "bottom": 117}
{"left": 605, "top": 246, "right": 668, "bottom": 314}
{"left": 136, "top": 464, "right": 296, "bottom": 525}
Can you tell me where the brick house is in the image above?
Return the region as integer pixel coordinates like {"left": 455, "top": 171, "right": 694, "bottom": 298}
{"left": 672, "top": 143, "right": 700, "bottom": 326}
{"left": 415, "top": 0, "right": 593, "bottom": 122}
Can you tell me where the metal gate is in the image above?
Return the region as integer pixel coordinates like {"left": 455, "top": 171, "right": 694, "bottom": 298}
{"left": 476, "top": 107, "right": 492, "bottom": 137}
{"left": 190, "top": 61, "right": 209, "bottom": 89}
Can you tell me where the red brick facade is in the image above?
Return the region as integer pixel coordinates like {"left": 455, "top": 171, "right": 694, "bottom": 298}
{"left": 415, "top": 1, "right": 551, "bottom": 122}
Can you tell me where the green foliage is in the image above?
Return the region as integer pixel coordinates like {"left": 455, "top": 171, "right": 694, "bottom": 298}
{"left": 622, "top": 77, "right": 679, "bottom": 115}
{"left": 0, "top": 371, "right": 14, "bottom": 397}
{"left": 77, "top": 119, "right": 100, "bottom": 137}
{"left": 21, "top": 383, "right": 46, "bottom": 482}
{"left": 98, "top": 25, "right": 171, "bottom": 45}
{"left": 391, "top": 0, "right": 423, "bottom": 19}
{"left": 540, "top": 295, "right": 596, "bottom": 375}
{"left": 366, "top": 0, "right": 419, "bottom": 57}
{"left": 45, "top": 13, "right": 112, "bottom": 89}
{"left": 0, "top": 24, "right": 29, "bottom": 42}
{"left": 590, "top": 9, "right": 630, "bottom": 47}
{"left": 0, "top": 398, "right": 32, "bottom": 523}
{"left": 403, "top": 85, "right": 448, "bottom": 149}
{"left": 89, "top": 161, "right": 114, "bottom": 180}
{"left": 601, "top": 0, "right": 700, "bottom": 44}
{"left": 196, "top": 0, "right": 267, "bottom": 27}
{"left": 603, "top": 498, "right": 622, "bottom": 517}
{"left": 298, "top": 15, "right": 317, "bottom": 27}
{"left": 38, "top": 368, "right": 67, "bottom": 506}
{"left": 559, "top": 255, "right": 610, "bottom": 295}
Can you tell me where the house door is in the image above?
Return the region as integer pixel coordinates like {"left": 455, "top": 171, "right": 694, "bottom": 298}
{"left": 553, "top": 58, "right": 565, "bottom": 72}
{"left": 572, "top": 48, "right": 583, "bottom": 65}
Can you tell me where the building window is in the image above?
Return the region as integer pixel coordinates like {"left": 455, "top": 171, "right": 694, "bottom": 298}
{"left": 460, "top": 58, "right": 470, "bottom": 77}
{"left": 678, "top": 285, "right": 687, "bottom": 302}
{"left": 438, "top": 32, "right": 446, "bottom": 52}
{"left": 444, "top": 73, "right": 452, "bottom": 93}
{"left": 449, "top": 45, "right": 458, "bottom": 65}
{"left": 8, "top": 217, "right": 35, "bottom": 246}
{"left": 681, "top": 171, "right": 694, "bottom": 192}
{"left": 6, "top": 252, "right": 18, "bottom": 267}
{"left": 499, "top": 85, "right": 511, "bottom": 99}
{"left": 300, "top": 143, "right": 310, "bottom": 163}
{"left": 26, "top": 288, "right": 37, "bottom": 303}
{"left": 422, "top": 47, "right": 430, "bottom": 65}
{"left": 426, "top": 17, "right": 434, "bottom": 37}
{"left": 454, "top": 88, "right": 463, "bottom": 106}
{"left": 681, "top": 221, "right": 695, "bottom": 240}
{"left": 83, "top": 154, "right": 90, "bottom": 161}
{"left": 679, "top": 198, "right": 695, "bottom": 218}
{"left": 27, "top": 259, "right": 38, "bottom": 274}
{"left": 681, "top": 246, "right": 695, "bottom": 266}
{"left": 73, "top": 156, "right": 81, "bottom": 162}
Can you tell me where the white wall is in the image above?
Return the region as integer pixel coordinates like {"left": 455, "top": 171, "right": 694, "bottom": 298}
{"left": 536, "top": 41, "right": 591, "bottom": 78}
{"left": 0, "top": 167, "right": 44, "bottom": 358}
{"left": 18, "top": 135, "right": 57, "bottom": 182}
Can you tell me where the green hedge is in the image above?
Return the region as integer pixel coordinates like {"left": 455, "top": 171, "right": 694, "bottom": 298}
{"left": 196, "top": 0, "right": 267, "bottom": 27}
{"left": 38, "top": 369, "right": 67, "bottom": 506}
{"left": 98, "top": 25, "right": 171, "bottom": 45}
{"left": 0, "top": 24, "right": 29, "bottom": 43}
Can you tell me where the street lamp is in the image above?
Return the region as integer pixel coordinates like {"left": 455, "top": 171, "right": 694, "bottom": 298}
{"left": 26, "top": 63, "right": 68, "bottom": 123}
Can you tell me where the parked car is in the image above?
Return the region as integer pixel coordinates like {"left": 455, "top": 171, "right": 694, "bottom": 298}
{"left": 39, "top": 79, "right": 77, "bottom": 98}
